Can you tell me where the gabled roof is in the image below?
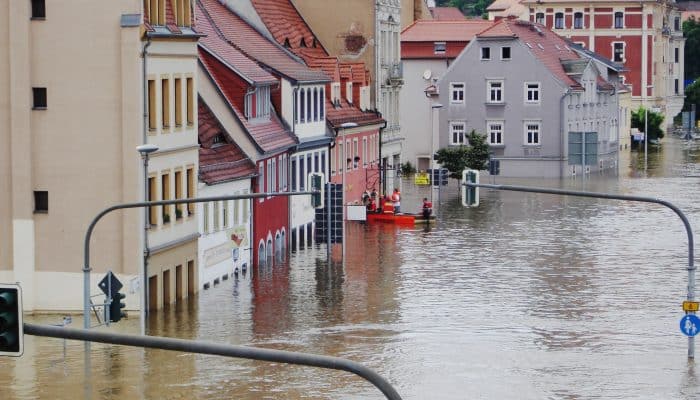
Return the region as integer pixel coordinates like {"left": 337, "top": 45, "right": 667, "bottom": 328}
{"left": 197, "top": 0, "right": 329, "bottom": 84}
{"left": 478, "top": 19, "right": 582, "bottom": 89}
{"left": 249, "top": 0, "right": 328, "bottom": 58}
{"left": 429, "top": 7, "right": 466, "bottom": 20}
{"left": 569, "top": 42, "right": 626, "bottom": 72}
{"left": 199, "top": 100, "right": 257, "bottom": 185}
{"left": 196, "top": 3, "right": 277, "bottom": 85}
{"left": 402, "top": 20, "right": 494, "bottom": 42}
{"left": 199, "top": 48, "right": 297, "bottom": 155}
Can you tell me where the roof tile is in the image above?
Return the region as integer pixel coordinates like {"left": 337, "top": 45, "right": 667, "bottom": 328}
{"left": 401, "top": 20, "right": 494, "bottom": 42}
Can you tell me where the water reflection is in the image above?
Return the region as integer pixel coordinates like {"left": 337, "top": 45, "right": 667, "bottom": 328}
{"left": 5, "top": 136, "right": 700, "bottom": 399}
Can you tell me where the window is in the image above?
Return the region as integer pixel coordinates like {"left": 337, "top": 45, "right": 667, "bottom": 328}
{"left": 481, "top": 47, "right": 491, "bottom": 60}
{"left": 555, "top": 12, "right": 564, "bottom": 29}
{"left": 450, "top": 83, "right": 465, "bottom": 104}
{"left": 319, "top": 87, "right": 325, "bottom": 119}
{"left": 258, "top": 163, "right": 265, "bottom": 198}
{"left": 321, "top": 151, "right": 326, "bottom": 175}
{"left": 162, "top": 173, "right": 170, "bottom": 223}
{"left": 31, "top": 0, "right": 45, "bottom": 19}
{"left": 501, "top": 47, "right": 511, "bottom": 60}
{"left": 487, "top": 80, "right": 504, "bottom": 103}
{"left": 247, "top": 86, "right": 270, "bottom": 120}
{"left": 175, "top": 170, "right": 183, "bottom": 218}
{"left": 614, "top": 12, "right": 624, "bottom": 29}
{"left": 525, "top": 82, "right": 540, "bottom": 103}
{"left": 300, "top": 90, "right": 306, "bottom": 122}
{"left": 233, "top": 198, "right": 240, "bottom": 225}
{"left": 222, "top": 200, "right": 229, "bottom": 228}
{"left": 186, "top": 77, "right": 194, "bottom": 125}
{"left": 213, "top": 201, "right": 219, "bottom": 232}
{"left": 362, "top": 137, "right": 368, "bottom": 167}
{"left": 306, "top": 88, "right": 312, "bottom": 123}
{"left": 353, "top": 140, "right": 359, "bottom": 169}
{"left": 299, "top": 157, "right": 305, "bottom": 190}
{"left": 161, "top": 79, "right": 170, "bottom": 128}
{"left": 174, "top": 78, "right": 182, "bottom": 127}
{"left": 574, "top": 12, "right": 583, "bottom": 29}
{"left": 186, "top": 167, "right": 195, "bottom": 214}
{"left": 524, "top": 121, "right": 541, "bottom": 145}
{"left": 434, "top": 42, "right": 446, "bottom": 54}
{"left": 487, "top": 121, "right": 504, "bottom": 145}
{"left": 313, "top": 88, "right": 319, "bottom": 121}
{"left": 174, "top": 0, "right": 192, "bottom": 27}
{"left": 148, "top": 0, "right": 165, "bottom": 25}
{"left": 148, "top": 177, "right": 157, "bottom": 224}
{"left": 32, "top": 87, "right": 47, "bottom": 109}
{"left": 291, "top": 157, "right": 297, "bottom": 191}
{"left": 535, "top": 12, "right": 544, "bottom": 25}
{"left": 34, "top": 191, "right": 48, "bottom": 213}
{"left": 148, "top": 80, "right": 156, "bottom": 129}
{"left": 675, "top": 47, "right": 679, "bottom": 63}
{"left": 675, "top": 17, "right": 681, "bottom": 31}
{"left": 675, "top": 79, "right": 680, "bottom": 95}
{"left": 613, "top": 42, "right": 624, "bottom": 62}
{"left": 337, "top": 142, "right": 342, "bottom": 173}
{"left": 450, "top": 122, "right": 466, "bottom": 145}
{"left": 271, "top": 158, "right": 276, "bottom": 192}
{"left": 203, "top": 203, "right": 209, "bottom": 233}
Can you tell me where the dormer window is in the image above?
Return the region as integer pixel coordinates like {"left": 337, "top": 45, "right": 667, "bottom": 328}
{"left": 212, "top": 133, "right": 226, "bottom": 146}
{"left": 147, "top": 0, "right": 165, "bottom": 26}
{"left": 173, "top": 0, "right": 192, "bottom": 27}
{"left": 300, "top": 38, "right": 307, "bottom": 48}
{"left": 284, "top": 38, "right": 291, "bottom": 48}
{"left": 434, "top": 42, "right": 446, "bottom": 54}
{"left": 245, "top": 85, "right": 271, "bottom": 120}
{"left": 535, "top": 12, "right": 544, "bottom": 25}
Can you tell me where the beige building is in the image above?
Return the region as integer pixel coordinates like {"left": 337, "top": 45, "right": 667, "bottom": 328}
{"left": 291, "top": 0, "right": 431, "bottom": 180}
{"left": 0, "top": 0, "right": 199, "bottom": 314}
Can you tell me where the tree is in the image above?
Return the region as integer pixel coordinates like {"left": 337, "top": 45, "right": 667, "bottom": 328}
{"left": 631, "top": 107, "right": 665, "bottom": 142}
{"left": 435, "top": 130, "right": 490, "bottom": 180}
{"left": 683, "top": 79, "right": 700, "bottom": 118}
{"left": 684, "top": 17, "right": 700, "bottom": 83}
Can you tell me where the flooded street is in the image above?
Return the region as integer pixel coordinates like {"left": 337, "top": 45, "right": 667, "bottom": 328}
{"left": 5, "top": 137, "right": 700, "bottom": 399}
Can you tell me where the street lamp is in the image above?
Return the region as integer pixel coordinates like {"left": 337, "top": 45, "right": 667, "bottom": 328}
{"left": 430, "top": 103, "right": 443, "bottom": 204}
{"left": 136, "top": 143, "right": 158, "bottom": 334}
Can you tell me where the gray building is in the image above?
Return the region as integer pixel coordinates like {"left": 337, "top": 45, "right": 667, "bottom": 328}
{"left": 434, "top": 18, "right": 623, "bottom": 178}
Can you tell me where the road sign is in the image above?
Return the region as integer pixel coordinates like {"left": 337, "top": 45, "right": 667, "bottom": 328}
{"left": 98, "top": 271, "right": 123, "bottom": 296}
{"left": 680, "top": 314, "right": 700, "bottom": 337}
{"left": 683, "top": 301, "right": 700, "bottom": 312}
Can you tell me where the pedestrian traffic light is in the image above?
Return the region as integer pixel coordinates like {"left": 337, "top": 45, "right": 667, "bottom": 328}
{"left": 109, "top": 291, "right": 126, "bottom": 323}
{"left": 308, "top": 172, "right": 325, "bottom": 209}
{"left": 0, "top": 283, "right": 23, "bottom": 357}
{"left": 462, "top": 169, "right": 479, "bottom": 207}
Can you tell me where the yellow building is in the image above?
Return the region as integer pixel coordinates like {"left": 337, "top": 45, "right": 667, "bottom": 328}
{"left": 0, "top": 0, "right": 200, "bottom": 314}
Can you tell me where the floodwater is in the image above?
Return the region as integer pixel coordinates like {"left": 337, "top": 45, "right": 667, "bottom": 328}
{"left": 5, "top": 137, "right": 700, "bottom": 399}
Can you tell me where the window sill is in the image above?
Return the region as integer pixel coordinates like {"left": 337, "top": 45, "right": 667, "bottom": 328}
{"left": 31, "top": 17, "right": 46, "bottom": 21}
{"left": 489, "top": 144, "right": 505, "bottom": 148}
{"left": 525, "top": 102, "right": 541, "bottom": 106}
{"left": 485, "top": 102, "right": 506, "bottom": 106}
{"left": 32, "top": 106, "right": 47, "bottom": 110}
{"left": 33, "top": 210, "right": 48, "bottom": 214}
{"left": 523, "top": 144, "right": 542, "bottom": 148}
{"left": 148, "top": 128, "right": 157, "bottom": 135}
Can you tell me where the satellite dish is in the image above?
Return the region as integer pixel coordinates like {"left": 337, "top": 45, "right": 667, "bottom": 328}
{"left": 422, "top": 69, "right": 432, "bottom": 80}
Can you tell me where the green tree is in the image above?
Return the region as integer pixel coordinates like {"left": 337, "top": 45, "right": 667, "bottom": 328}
{"left": 683, "top": 79, "right": 700, "bottom": 117}
{"left": 631, "top": 107, "right": 665, "bottom": 142}
{"left": 435, "top": 130, "right": 490, "bottom": 180}
{"left": 684, "top": 17, "right": 700, "bottom": 83}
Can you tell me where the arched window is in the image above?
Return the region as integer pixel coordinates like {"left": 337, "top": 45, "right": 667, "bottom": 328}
{"left": 258, "top": 242, "right": 266, "bottom": 267}
{"left": 266, "top": 238, "right": 273, "bottom": 266}
{"left": 275, "top": 232, "right": 282, "bottom": 263}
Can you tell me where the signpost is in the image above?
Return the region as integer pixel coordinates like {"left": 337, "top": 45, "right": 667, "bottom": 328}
{"left": 681, "top": 315, "right": 700, "bottom": 337}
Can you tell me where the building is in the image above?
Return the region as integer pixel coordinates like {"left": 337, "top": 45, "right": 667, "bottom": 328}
{"left": 487, "top": 0, "right": 528, "bottom": 20}
{"left": 401, "top": 19, "right": 494, "bottom": 171}
{"left": 521, "top": 0, "right": 685, "bottom": 129}
{"left": 435, "top": 18, "right": 623, "bottom": 177}
{"left": 197, "top": 100, "right": 256, "bottom": 290}
{"left": 288, "top": 0, "right": 432, "bottom": 186}
{"left": 0, "top": 0, "right": 199, "bottom": 312}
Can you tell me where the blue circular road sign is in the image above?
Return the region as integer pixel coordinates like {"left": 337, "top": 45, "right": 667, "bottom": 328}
{"left": 680, "top": 314, "right": 700, "bottom": 337}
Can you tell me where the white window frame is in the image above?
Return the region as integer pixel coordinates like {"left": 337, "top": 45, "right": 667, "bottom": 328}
{"left": 487, "top": 79, "right": 504, "bottom": 104}
{"left": 612, "top": 42, "right": 625, "bottom": 63}
{"left": 524, "top": 82, "right": 541, "bottom": 104}
{"left": 614, "top": 11, "right": 624, "bottom": 29}
{"left": 487, "top": 120, "right": 504, "bottom": 146}
{"left": 535, "top": 12, "right": 545, "bottom": 25}
{"left": 480, "top": 46, "right": 491, "bottom": 60}
{"left": 501, "top": 46, "right": 511, "bottom": 60}
{"left": 450, "top": 82, "right": 465, "bottom": 104}
{"left": 450, "top": 121, "right": 466, "bottom": 145}
{"left": 434, "top": 41, "right": 446, "bottom": 54}
{"left": 524, "top": 120, "right": 541, "bottom": 146}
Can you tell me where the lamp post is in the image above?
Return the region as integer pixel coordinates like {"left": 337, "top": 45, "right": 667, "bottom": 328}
{"left": 136, "top": 143, "right": 158, "bottom": 335}
{"left": 644, "top": 85, "right": 654, "bottom": 171}
{"left": 430, "top": 103, "right": 443, "bottom": 204}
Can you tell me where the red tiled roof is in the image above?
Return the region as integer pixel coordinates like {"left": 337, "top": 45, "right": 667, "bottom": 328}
{"left": 199, "top": 48, "right": 297, "bottom": 154}
{"left": 197, "top": 0, "right": 329, "bottom": 83}
{"left": 401, "top": 20, "right": 494, "bottom": 42}
{"left": 304, "top": 55, "right": 341, "bottom": 82}
{"left": 199, "top": 100, "right": 257, "bottom": 185}
{"left": 250, "top": 0, "right": 329, "bottom": 57}
{"left": 479, "top": 19, "right": 582, "bottom": 88}
{"left": 429, "top": 7, "right": 466, "bottom": 20}
{"left": 196, "top": 4, "right": 277, "bottom": 85}
{"left": 325, "top": 98, "right": 384, "bottom": 129}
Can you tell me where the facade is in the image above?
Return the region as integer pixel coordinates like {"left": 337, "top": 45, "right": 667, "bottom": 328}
{"left": 436, "top": 19, "right": 622, "bottom": 177}
{"left": 521, "top": 0, "right": 685, "bottom": 129}
{"left": 197, "top": 101, "right": 256, "bottom": 289}
{"left": 289, "top": 0, "right": 431, "bottom": 182}
{"left": 0, "top": 0, "right": 199, "bottom": 312}
{"left": 400, "top": 19, "right": 494, "bottom": 171}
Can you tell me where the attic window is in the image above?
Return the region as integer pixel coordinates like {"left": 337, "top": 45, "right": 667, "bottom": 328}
{"left": 284, "top": 38, "right": 291, "bottom": 48}
{"left": 300, "top": 38, "right": 307, "bottom": 48}
{"left": 212, "top": 133, "right": 226, "bottom": 145}
{"left": 434, "top": 42, "right": 446, "bottom": 54}
{"left": 312, "top": 38, "right": 317, "bottom": 48}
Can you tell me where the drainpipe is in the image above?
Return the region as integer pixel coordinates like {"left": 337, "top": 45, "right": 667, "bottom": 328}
{"left": 141, "top": 37, "right": 152, "bottom": 332}
{"left": 560, "top": 88, "right": 572, "bottom": 178}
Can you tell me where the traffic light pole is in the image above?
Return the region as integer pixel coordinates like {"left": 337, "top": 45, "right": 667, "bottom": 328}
{"left": 83, "top": 191, "right": 317, "bottom": 331}
{"left": 464, "top": 181, "right": 696, "bottom": 359}
{"left": 24, "top": 322, "right": 403, "bottom": 400}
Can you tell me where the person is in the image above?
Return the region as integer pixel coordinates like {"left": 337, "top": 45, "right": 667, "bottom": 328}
{"left": 366, "top": 196, "right": 377, "bottom": 213}
{"left": 422, "top": 197, "right": 433, "bottom": 219}
{"left": 391, "top": 188, "right": 401, "bottom": 214}
{"left": 383, "top": 195, "right": 395, "bottom": 214}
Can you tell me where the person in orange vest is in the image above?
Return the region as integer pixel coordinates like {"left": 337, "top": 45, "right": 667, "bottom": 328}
{"left": 422, "top": 197, "right": 432, "bottom": 219}
{"left": 383, "top": 195, "right": 395, "bottom": 214}
{"left": 391, "top": 188, "right": 401, "bottom": 214}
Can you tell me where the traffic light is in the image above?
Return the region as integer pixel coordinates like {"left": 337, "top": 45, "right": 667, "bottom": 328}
{"left": 462, "top": 169, "right": 479, "bottom": 207}
{"left": 109, "top": 291, "right": 126, "bottom": 323}
{"left": 308, "top": 172, "right": 325, "bottom": 209}
{"left": 0, "top": 283, "right": 23, "bottom": 357}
